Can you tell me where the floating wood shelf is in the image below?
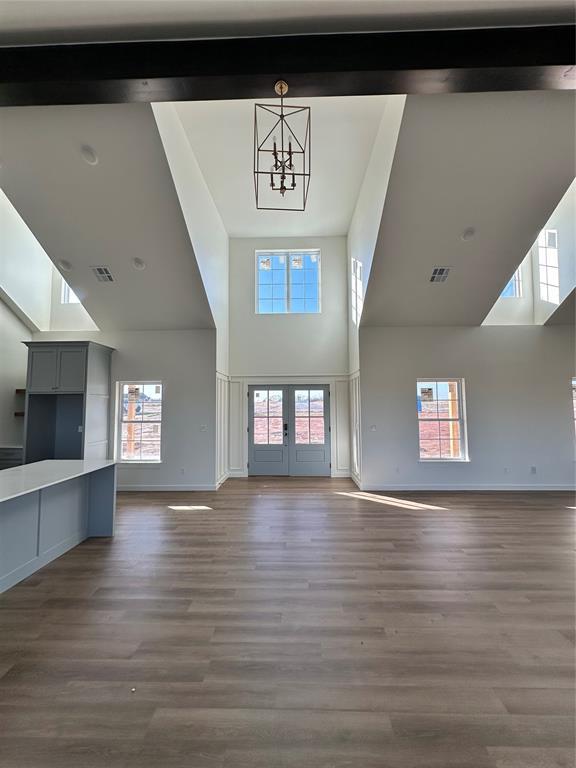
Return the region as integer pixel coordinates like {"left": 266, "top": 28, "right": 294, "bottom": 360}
{"left": 14, "top": 411, "right": 25, "bottom": 417}
{"left": 15, "top": 389, "right": 26, "bottom": 395}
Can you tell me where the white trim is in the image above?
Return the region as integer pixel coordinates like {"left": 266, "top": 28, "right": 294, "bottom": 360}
{"left": 229, "top": 374, "right": 351, "bottom": 478}
{"left": 118, "top": 483, "right": 220, "bottom": 492}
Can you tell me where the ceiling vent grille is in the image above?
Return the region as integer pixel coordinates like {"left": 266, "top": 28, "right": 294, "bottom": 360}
{"left": 91, "top": 266, "right": 115, "bottom": 283}
{"left": 430, "top": 266, "right": 451, "bottom": 283}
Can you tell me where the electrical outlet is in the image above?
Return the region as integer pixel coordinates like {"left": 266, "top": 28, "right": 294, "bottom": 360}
{"left": 200, "top": 425, "right": 208, "bottom": 432}
{"left": 504, "top": 467, "right": 510, "bottom": 474}
{"left": 530, "top": 465, "right": 537, "bottom": 475}
{"left": 370, "top": 425, "right": 377, "bottom": 432}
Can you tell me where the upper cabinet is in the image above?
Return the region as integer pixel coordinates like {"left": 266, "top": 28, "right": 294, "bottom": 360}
{"left": 27, "top": 345, "right": 87, "bottom": 393}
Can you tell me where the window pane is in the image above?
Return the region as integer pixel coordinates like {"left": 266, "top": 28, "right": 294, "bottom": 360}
{"left": 291, "top": 298, "right": 305, "bottom": 313}
{"left": 272, "top": 300, "right": 287, "bottom": 313}
{"left": 254, "top": 390, "right": 268, "bottom": 417}
{"left": 419, "top": 401, "right": 438, "bottom": 419}
{"left": 121, "top": 422, "right": 142, "bottom": 461}
{"left": 440, "top": 439, "right": 462, "bottom": 460}
{"left": 122, "top": 385, "right": 143, "bottom": 421}
{"left": 310, "top": 418, "right": 325, "bottom": 444}
{"left": 417, "top": 382, "right": 437, "bottom": 401}
{"left": 419, "top": 440, "right": 441, "bottom": 460}
{"left": 272, "top": 268, "right": 286, "bottom": 284}
{"left": 295, "top": 390, "right": 309, "bottom": 415}
{"left": 295, "top": 418, "right": 310, "bottom": 444}
{"left": 546, "top": 249, "right": 559, "bottom": 268}
{"left": 253, "top": 418, "right": 268, "bottom": 444}
{"left": 268, "top": 391, "right": 283, "bottom": 416}
{"left": 547, "top": 266, "right": 559, "bottom": 287}
{"left": 548, "top": 286, "right": 560, "bottom": 305}
{"left": 269, "top": 418, "right": 283, "bottom": 445}
{"left": 309, "top": 390, "right": 324, "bottom": 414}
{"left": 291, "top": 284, "right": 305, "bottom": 299}
{"left": 419, "top": 421, "right": 440, "bottom": 443}
{"left": 437, "top": 399, "right": 459, "bottom": 419}
{"left": 258, "top": 255, "right": 271, "bottom": 270}
{"left": 259, "top": 285, "right": 273, "bottom": 300}
{"left": 259, "top": 299, "right": 273, "bottom": 313}
{"left": 305, "top": 298, "right": 319, "bottom": 312}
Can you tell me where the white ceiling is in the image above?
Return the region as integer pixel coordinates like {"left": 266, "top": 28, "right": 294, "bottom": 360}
{"left": 173, "top": 96, "right": 388, "bottom": 238}
{"left": 0, "top": 103, "right": 214, "bottom": 331}
{"left": 362, "top": 91, "right": 576, "bottom": 327}
{"left": 0, "top": 1, "right": 572, "bottom": 44}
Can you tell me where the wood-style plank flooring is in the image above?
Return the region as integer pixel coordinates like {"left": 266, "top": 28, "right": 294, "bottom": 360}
{"left": 0, "top": 478, "right": 574, "bottom": 767}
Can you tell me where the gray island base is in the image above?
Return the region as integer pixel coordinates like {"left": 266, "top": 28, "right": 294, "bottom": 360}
{"left": 0, "top": 460, "right": 116, "bottom": 593}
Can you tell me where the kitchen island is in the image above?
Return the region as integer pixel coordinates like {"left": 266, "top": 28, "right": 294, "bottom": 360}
{"left": 0, "top": 459, "right": 116, "bottom": 593}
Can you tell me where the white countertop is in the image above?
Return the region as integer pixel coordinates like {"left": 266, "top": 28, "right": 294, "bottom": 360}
{"left": 0, "top": 460, "right": 116, "bottom": 504}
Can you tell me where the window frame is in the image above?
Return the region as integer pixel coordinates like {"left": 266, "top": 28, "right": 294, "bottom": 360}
{"left": 416, "top": 378, "right": 469, "bottom": 463}
{"left": 538, "top": 228, "right": 560, "bottom": 305}
{"left": 255, "top": 249, "right": 322, "bottom": 315}
{"left": 116, "top": 380, "right": 163, "bottom": 464}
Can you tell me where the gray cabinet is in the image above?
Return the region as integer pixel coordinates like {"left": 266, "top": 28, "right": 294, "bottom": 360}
{"left": 28, "top": 348, "right": 58, "bottom": 392}
{"left": 27, "top": 346, "right": 86, "bottom": 393}
{"left": 23, "top": 342, "right": 114, "bottom": 463}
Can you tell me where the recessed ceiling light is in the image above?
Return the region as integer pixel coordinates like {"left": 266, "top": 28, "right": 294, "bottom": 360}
{"left": 58, "top": 259, "right": 72, "bottom": 272}
{"left": 80, "top": 144, "right": 98, "bottom": 165}
{"left": 132, "top": 257, "right": 146, "bottom": 270}
{"left": 461, "top": 227, "right": 476, "bottom": 241}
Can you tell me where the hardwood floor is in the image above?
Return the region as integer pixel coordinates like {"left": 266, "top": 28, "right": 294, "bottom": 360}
{"left": 0, "top": 478, "right": 574, "bottom": 767}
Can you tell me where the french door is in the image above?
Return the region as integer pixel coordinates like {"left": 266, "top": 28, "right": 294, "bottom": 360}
{"left": 248, "top": 385, "right": 331, "bottom": 476}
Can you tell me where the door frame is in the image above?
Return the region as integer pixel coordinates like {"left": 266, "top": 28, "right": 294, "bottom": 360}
{"left": 229, "top": 375, "right": 350, "bottom": 479}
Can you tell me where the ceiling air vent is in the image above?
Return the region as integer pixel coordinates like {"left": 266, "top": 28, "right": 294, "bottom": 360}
{"left": 91, "top": 266, "right": 115, "bottom": 283}
{"left": 430, "top": 266, "right": 450, "bottom": 283}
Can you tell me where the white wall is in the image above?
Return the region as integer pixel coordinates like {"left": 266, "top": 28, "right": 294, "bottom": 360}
{"left": 0, "top": 298, "right": 30, "bottom": 446}
{"left": 32, "top": 329, "right": 218, "bottom": 490}
{"left": 152, "top": 103, "right": 229, "bottom": 374}
{"left": 229, "top": 236, "right": 349, "bottom": 377}
{"left": 0, "top": 189, "right": 52, "bottom": 331}
{"left": 359, "top": 325, "right": 575, "bottom": 490}
{"left": 347, "top": 96, "right": 406, "bottom": 372}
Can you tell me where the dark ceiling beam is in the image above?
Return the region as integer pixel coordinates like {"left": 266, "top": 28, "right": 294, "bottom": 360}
{"left": 0, "top": 25, "right": 574, "bottom": 107}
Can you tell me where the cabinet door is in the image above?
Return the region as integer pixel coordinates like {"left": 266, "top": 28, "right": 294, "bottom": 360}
{"left": 57, "top": 348, "right": 87, "bottom": 392}
{"left": 27, "top": 348, "right": 59, "bottom": 392}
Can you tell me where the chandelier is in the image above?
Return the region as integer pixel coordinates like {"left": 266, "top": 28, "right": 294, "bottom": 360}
{"left": 254, "top": 80, "right": 311, "bottom": 211}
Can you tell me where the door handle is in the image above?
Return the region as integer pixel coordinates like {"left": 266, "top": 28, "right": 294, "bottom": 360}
{"left": 283, "top": 423, "right": 288, "bottom": 434}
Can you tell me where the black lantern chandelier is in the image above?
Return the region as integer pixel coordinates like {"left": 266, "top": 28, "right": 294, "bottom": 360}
{"left": 254, "top": 80, "right": 311, "bottom": 211}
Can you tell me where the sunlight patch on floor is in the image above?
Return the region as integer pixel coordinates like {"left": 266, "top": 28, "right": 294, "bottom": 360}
{"left": 167, "top": 505, "right": 212, "bottom": 511}
{"left": 335, "top": 491, "right": 447, "bottom": 511}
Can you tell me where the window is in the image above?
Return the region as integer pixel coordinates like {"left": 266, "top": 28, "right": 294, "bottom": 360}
{"left": 538, "top": 229, "right": 560, "bottom": 305}
{"left": 256, "top": 250, "right": 320, "bottom": 314}
{"left": 61, "top": 280, "right": 80, "bottom": 304}
{"left": 500, "top": 267, "right": 522, "bottom": 298}
{"left": 253, "top": 389, "right": 283, "bottom": 444}
{"left": 351, "top": 258, "right": 363, "bottom": 325}
{"left": 119, "top": 382, "right": 162, "bottom": 462}
{"left": 417, "top": 379, "right": 468, "bottom": 461}
{"left": 295, "top": 389, "right": 325, "bottom": 444}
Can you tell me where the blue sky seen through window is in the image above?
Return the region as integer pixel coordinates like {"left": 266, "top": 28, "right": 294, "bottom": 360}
{"left": 257, "top": 250, "right": 320, "bottom": 314}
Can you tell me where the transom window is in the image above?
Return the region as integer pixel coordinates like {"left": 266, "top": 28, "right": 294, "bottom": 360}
{"left": 500, "top": 267, "right": 522, "bottom": 298}
{"left": 351, "top": 258, "right": 363, "bottom": 325}
{"left": 295, "top": 389, "right": 325, "bottom": 444}
{"left": 61, "top": 280, "right": 80, "bottom": 304}
{"left": 256, "top": 249, "right": 320, "bottom": 314}
{"left": 538, "top": 229, "right": 560, "bottom": 305}
{"left": 119, "top": 382, "right": 163, "bottom": 462}
{"left": 417, "top": 379, "right": 468, "bottom": 461}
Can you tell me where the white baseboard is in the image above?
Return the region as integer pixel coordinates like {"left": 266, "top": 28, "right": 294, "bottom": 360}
{"left": 117, "top": 483, "right": 219, "bottom": 492}
{"left": 351, "top": 472, "right": 361, "bottom": 489}
{"left": 359, "top": 482, "right": 575, "bottom": 492}
{"left": 215, "top": 472, "right": 230, "bottom": 489}
{"left": 228, "top": 469, "right": 248, "bottom": 478}
{"left": 331, "top": 470, "right": 351, "bottom": 479}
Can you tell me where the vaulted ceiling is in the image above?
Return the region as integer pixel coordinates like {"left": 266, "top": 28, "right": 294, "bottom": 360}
{"left": 0, "top": 103, "right": 213, "bottom": 331}
{"left": 0, "top": 0, "right": 572, "bottom": 44}
{"left": 174, "top": 96, "right": 388, "bottom": 238}
{"left": 361, "top": 91, "right": 576, "bottom": 327}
